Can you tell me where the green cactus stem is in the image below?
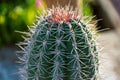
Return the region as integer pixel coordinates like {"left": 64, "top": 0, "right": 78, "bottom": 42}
{"left": 18, "top": 6, "right": 98, "bottom": 80}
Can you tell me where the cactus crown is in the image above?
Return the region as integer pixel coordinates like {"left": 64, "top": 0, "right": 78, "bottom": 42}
{"left": 46, "top": 7, "right": 78, "bottom": 22}
{"left": 18, "top": 6, "right": 98, "bottom": 80}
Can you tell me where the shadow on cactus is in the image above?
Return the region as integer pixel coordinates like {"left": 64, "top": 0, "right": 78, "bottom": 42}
{"left": 17, "top": 5, "right": 99, "bottom": 80}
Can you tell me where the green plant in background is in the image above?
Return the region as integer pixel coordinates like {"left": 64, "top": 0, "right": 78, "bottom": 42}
{"left": 82, "top": 0, "right": 93, "bottom": 16}
{"left": 0, "top": 0, "right": 46, "bottom": 46}
{"left": 18, "top": 5, "right": 98, "bottom": 80}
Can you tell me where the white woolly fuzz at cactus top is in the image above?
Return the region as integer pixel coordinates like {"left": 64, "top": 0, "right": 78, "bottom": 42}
{"left": 18, "top": 6, "right": 99, "bottom": 80}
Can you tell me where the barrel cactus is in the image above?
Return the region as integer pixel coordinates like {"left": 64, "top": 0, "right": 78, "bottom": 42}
{"left": 18, "top": 6, "right": 98, "bottom": 80}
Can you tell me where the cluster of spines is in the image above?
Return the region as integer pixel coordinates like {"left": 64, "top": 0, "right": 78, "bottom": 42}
{"left": 17, "top": 6, "right": 98, "bottom": 80}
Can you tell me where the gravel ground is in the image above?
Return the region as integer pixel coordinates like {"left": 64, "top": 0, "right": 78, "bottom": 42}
{"left": 98, "top": 30, "right": 120, "bottom": 80}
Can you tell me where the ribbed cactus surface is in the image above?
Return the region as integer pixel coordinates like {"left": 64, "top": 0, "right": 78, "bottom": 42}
{"left": 19, "top": 6, "right": 98, "bottom": 80}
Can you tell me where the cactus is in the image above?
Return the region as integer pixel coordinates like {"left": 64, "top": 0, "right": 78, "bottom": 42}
{"left": 18, "top": 6, "right": 98, "bottom": 80}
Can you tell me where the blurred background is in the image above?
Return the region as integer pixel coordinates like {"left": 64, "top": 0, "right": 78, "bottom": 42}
{"left": 0, "top": 0, "right": 120, "bottom": 80}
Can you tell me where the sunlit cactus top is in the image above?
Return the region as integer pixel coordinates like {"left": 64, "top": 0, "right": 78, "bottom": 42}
{"left": 45, "top": 7, "right": 79, "bottom": 23}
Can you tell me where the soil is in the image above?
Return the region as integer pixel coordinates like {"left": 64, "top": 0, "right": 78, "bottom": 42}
{"left": 98, "top": 30, "right": 120, "bottom": 80}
